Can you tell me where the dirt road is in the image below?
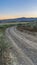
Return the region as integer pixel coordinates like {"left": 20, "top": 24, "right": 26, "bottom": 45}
{"left": 5, "top": 27, "right": 37, "bottom": 65}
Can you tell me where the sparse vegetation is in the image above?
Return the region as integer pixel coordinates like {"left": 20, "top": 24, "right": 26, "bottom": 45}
{"left": 17, "top": 22, "right": 37, "bottom": 32}
{"left": 0, "top": 24, "right": 14, "bottom": 65}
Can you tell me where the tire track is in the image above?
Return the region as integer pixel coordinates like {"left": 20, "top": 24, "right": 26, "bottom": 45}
{"left": 10, "top": 27, "right": 37, "bottom": 49}
{"left": 5, "top": 28, "right": 34, "bottom": 65}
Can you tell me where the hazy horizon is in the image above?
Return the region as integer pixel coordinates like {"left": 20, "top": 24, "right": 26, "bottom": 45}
{"left": 0, "top": 0, "right": 37, "bottom": 20}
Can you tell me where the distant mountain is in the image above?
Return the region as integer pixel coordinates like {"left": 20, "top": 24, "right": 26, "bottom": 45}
{"left": 0, "top": 20, "right": 2, "bottom": 23}
{"left": 16, "top": 17, "right": 37, "bottom": 22}
{"left": 0, "top": 17, "right": 37, "bottom": 23}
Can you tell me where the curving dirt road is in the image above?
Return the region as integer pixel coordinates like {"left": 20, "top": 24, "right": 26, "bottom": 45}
{"left": 5, "top": 27, "right": 37, "bottom": 65}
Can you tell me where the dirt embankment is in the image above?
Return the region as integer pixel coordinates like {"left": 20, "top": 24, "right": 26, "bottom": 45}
{"left": 17, "top": 23, "right": 37, "bottom": 32}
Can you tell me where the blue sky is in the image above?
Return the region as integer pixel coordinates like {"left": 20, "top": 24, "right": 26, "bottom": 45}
{"left": 0, "top": 0, "right": 37, "bottom": 19}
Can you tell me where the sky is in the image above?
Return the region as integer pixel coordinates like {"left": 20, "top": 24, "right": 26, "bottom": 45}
{"left": 0, "top": 0, "right": 37, "bottom": 20}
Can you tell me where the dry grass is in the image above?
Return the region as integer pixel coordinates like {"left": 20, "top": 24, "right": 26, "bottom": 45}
{"left": 17, "top": 22, "right": 37, "bottom": 32}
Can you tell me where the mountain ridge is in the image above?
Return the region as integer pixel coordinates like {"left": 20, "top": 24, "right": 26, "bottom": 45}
{"left": 0, "top": 17, "right": 37, "bottom": 23}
